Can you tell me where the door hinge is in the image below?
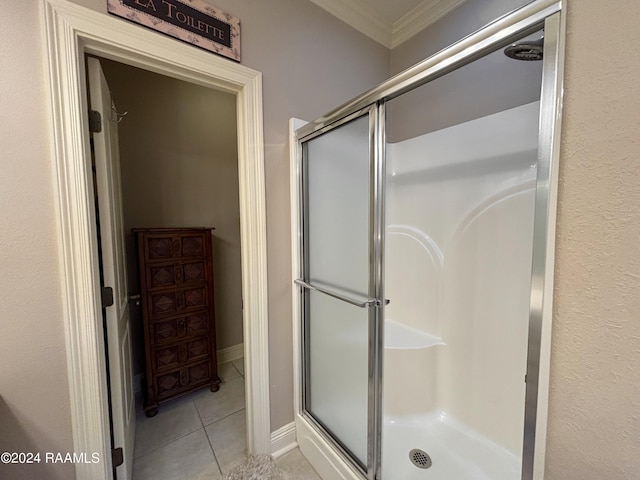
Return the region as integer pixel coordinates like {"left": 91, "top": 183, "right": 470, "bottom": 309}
{"left": 111, "top": 447, "right": 123, "bottom": 468}
{"left": 89, "top": 109, "right": 102, "bottom": 133}
{"left": 102, "top": 286, "right": 114, "bottom": 308}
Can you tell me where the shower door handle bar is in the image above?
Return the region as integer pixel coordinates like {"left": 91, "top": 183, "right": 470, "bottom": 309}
{"left": 294, "top": 279, "right": 388, "bottom": 308}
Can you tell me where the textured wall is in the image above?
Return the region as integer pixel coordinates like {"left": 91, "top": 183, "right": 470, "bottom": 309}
{"left": 100, "top": 61, "right": 243, "bottom": 376}
{"left": 2, "top": 0, "right": 388, "bottom": 448}
{"left": 0, "top": 2, "right": 74, "bottom": 479}
{"left": 545, "top": 0, "right": 640, "bottom": 477}
{"left": 5, "top": 0, "right": 637, "bottom": 476}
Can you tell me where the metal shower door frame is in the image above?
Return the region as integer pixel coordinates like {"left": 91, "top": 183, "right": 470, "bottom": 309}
{"left": 295, "top": 103, "right": 384, "bottom": 478}
{"left": 294, "top": 1, "right": 565, "bottom": 479}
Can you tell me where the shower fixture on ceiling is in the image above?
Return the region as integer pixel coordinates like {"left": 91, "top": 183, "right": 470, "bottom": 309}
{"left": 504, "top": 37, "right": 544, "bottom": 61}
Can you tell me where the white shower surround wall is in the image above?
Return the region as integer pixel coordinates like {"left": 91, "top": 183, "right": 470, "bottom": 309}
{"left": 382, "top": 101, "right": 540, "bottom": 479}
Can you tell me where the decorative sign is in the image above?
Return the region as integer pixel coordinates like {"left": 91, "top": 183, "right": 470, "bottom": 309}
{"left": 107, "top": 0, "right": 240, "bottom": 61}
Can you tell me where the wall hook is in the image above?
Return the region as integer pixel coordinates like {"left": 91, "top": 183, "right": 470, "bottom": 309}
{"left": 111, "top": 104, "right": 128, "bottom": 123}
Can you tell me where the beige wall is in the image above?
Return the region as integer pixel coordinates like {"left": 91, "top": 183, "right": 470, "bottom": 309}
{"left": 545, "top": 0, "right": 640, "bottom": 477}
{"left": 2, "top": 0, "right": 639, "bottom": 477}
{"left": 99, "top": 60, "right": 243, "bottom": 377}
{"left": 0, "top": 5, "right": 388, "bottom": 472}
{"left": 0, "top": 2, "right": 74, "bottom": 479}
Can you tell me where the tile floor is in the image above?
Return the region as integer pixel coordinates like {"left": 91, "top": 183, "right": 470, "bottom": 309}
{"left": 133, "top": 358, "right": 321, "bottom": 479}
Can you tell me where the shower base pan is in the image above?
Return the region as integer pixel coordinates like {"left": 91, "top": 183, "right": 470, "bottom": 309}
{"left": 382, "top": 412, "right": 520, "bottom": 480}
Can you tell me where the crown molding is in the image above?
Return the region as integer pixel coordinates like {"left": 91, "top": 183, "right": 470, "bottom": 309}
{"left": 309, "top": 0, "right": 468, "bottom": 50}
{"left": 308, "top": 0, "right": 392, "bottom": 47}
{"left": 392, "top": 0, "right": 468, "bottom": 48}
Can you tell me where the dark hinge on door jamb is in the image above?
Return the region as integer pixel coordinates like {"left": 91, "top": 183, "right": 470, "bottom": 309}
{"left": 111, "top": 447, "right": 123, "bottom": 467}
{"left": 89, "top": 109, "right": 102, "bottom": 133}
{"left": 102, "top": 286, "right": 114, "bottom": 308}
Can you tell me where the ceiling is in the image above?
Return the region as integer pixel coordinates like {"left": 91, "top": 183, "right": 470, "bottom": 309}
{"left": 364, "top": 0, "right": 431, "bottom": 24}
{"left": 309, "top": 0, "right": 468, "bottom": 48}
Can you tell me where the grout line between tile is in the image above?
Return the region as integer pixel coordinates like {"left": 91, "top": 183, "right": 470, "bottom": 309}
{"left": 194, "top": 396, "right": 206, "bottom": 427}
{"left": 230, "top": 363, "right": 243, "bottom": 378}
{"left": 203, "top": 425, "right": 223, "bottom": 476}
{"left": 202, "top": 407, "right": 246, "bottom": 428}
{"left": 134, "top": 426, "right": 205, "bottom": 460}
{"left": 135, "top": 379, "right": 246, "bottom": 471}
{"left": 134, "top": 396, "right": 203, "bottom": 460}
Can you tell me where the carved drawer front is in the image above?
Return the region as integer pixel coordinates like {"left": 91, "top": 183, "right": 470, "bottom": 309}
{"left": 152, "top": 335, "right": 210, "bottom": 372}
{"left": 147, "top": 260, "right": 207, "bottom": 290}
{"left": 185, "top": 312, "right": 208, "bottom": 336}
{"left": 149, "top": 286, "right": 208, "bottom": 317}
{"left": 152, "top": 312, "right": 209, "bottom": 344}
{"left": 184, "top": 286, "right": 207, "bottom": 309}
{"left": 188, "top": 361, "right": 211, "bottom": 385}
{"left": 154, "top": 370, "right": 181, "bottom": 399}
{"left": 148, "top": 264, "right": 176, "bottom": 289}
{"left": 144, "top": 233, "right": 206, "bottom": 262}
{"left": 149, "top": 291, "right": 178, "bottom": 316}
{"left": 153, "top": 344, "right": 181, "bottom": 372}
{"left": 154, "top": 360, "right": 211, "bottom": 401}
{"left": 145, "top": 236, "right": 176, "bottom": 261}
{"left": 182, "top": 261, "right": 206, "bottom": 283}
{"left": 185, "top": 337, "right": 210, "bottom": 363}
{"left": 152, "top": 319, "right": 179, "bottom": 344}
{"left": 180, "top": 235, "right": 205, "bottom": 258}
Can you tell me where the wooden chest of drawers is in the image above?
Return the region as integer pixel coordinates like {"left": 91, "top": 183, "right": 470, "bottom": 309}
{"left": 134, "top": 227, "right": 221, "bottom": 417}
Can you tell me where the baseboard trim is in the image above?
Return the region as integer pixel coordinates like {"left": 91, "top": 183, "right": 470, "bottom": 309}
{"left": 271, "top": 422, "right": 297, "bottom": 458}
{"left": 217, "top": 343, "right": 244, "bottom": 365}
{"left": 296, "top": 416, "right": 361, "bottom": 480}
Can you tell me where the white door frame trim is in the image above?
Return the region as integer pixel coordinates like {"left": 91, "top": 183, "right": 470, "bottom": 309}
{"left": 41, "top": 1, "right": 270, "bottom": 477}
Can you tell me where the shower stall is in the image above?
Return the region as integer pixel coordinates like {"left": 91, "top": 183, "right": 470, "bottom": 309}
{"left": 292, "top": 1, "right": 565, "bottom": 479}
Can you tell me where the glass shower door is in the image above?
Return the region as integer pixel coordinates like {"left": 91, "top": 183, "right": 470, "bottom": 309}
{"left": 381, "top": 28, "right": 545, "bottom": 480}
{"left": 297, "top": 109, "right": 377, "bottom": 471}
{"left": 294, "top": 3, "right": 565, "bottom": 480}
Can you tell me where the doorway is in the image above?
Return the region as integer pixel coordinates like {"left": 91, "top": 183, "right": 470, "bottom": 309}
{"left": 91, "top": 55, "right": 249, "bottom": 478}
{"left": 43, "top": 1, "right": 271, "bottom": 478}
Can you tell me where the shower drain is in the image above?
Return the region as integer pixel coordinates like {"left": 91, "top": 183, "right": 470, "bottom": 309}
{"left": 409, "top": 449, "right": 432, "bottom": 469}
